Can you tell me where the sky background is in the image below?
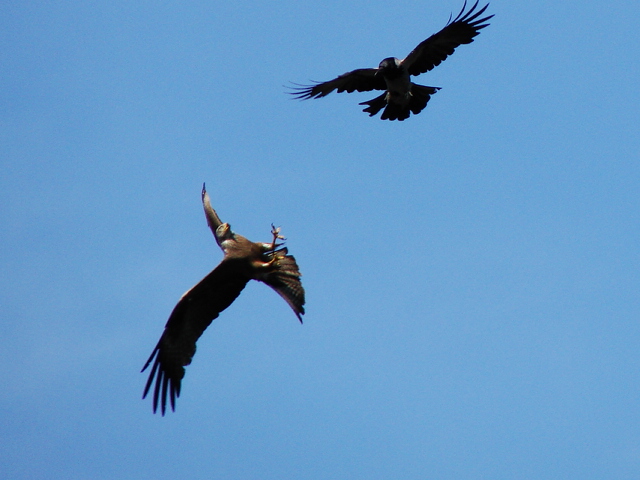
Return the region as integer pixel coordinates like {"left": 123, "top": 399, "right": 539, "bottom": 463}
{"left": 1, "top": 1, "right": 639, "bottom": 478}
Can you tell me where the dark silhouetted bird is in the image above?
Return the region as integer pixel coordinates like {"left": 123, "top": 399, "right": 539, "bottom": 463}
{"left": 290, "top": 1, "right": 493, "bottom": 121}
{"left": 142, "top": 184, "right": 305, "bottom": 415}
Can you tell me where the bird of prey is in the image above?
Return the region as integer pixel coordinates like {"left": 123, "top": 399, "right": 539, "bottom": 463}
{"left": 289, "top": 1, "right": 493, "bottom": 121}
{"left": 142, "top": 184, "right": 305, "bottom": 415}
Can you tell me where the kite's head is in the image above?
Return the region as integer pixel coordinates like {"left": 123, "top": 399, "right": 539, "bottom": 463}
{"left": 214, "top": 223, "right": 234, "bottom": 248}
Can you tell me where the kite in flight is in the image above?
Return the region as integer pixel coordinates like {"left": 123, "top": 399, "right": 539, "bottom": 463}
{"left": 142, "top": 184, "right": 305, "bottom": 415}
{"left": 289, "top": 1, "right": 493, "bottom": 121}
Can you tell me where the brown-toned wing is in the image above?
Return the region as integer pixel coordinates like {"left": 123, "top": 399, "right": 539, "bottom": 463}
{"left": 289, "top": 68, "right": 385, "bottom": 100}
{"left": 259, "top": 247, "right": 305, "bottom": 323}
{"left": 141, "top": 259, "right": 250, "bottom": 415}
{"left": 402, "top": 1, "right": 493, "bottom": 77}
{"left": 201, "top": 183, "right": 223, "bottom": 239}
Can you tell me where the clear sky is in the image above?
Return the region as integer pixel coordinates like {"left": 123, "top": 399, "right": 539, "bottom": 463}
{"left": 2, "top": 1, "right": 639, "bottom": 478}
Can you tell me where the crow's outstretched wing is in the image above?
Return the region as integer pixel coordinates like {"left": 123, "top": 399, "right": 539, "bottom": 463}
{"left": 289, "top": 68, "right": 385, "bottom": 100}
{"left": 141, "top": 260, "right": 249, "bottom": 415}
{"left": 402, "top": 1, "right": 493, "bottom": 76}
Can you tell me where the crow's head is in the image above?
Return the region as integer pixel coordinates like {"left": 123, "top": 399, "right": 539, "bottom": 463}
{"left": 377, "top": 57, "right": 401, "bottom": 74}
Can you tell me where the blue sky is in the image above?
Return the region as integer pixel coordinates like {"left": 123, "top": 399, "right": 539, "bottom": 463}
{"left": 2, "top": 1, "right": 639, "bottom": 478}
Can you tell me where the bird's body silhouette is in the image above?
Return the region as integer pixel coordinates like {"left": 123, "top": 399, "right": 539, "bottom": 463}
{"left": 142, "top": 185, "right": 305, "bottom": 415}
{"left": 290, "top": 1, "right": 493, "bottom": 121}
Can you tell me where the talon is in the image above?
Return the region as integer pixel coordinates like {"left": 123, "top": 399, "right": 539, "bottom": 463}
{"left": 269, "top": 224, "right": 286, "bottom": 252}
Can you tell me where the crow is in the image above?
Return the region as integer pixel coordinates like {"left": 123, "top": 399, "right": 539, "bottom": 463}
{"left": 290, "top": 1, "right": 493, "bottom": 121}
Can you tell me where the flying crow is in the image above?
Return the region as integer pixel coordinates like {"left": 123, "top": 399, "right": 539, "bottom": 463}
{"left": 290, "top": 1, "right": 493, "bottom": 121}
{"left": 142, "top": 184, "right": 305, "bottom": 415}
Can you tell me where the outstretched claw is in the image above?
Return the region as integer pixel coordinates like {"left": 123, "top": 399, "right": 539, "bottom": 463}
{"left": 269, "top": 224, "right": 286, "bottom": 252}
{"left": 260, "top": 224, "right": 286, "bottom": 266}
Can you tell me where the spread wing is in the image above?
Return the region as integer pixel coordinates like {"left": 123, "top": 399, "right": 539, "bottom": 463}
{"left": 141, "top": 259, "right": 250, "bottom": 415}
{"left": 289, "top": 68, "right": 386, "bottom": 100}
{"left": 402, "top": 1, "right": 493, "bottom": 77}
{"left": 259, "top": 247, "right": 305, "bottom": 322}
